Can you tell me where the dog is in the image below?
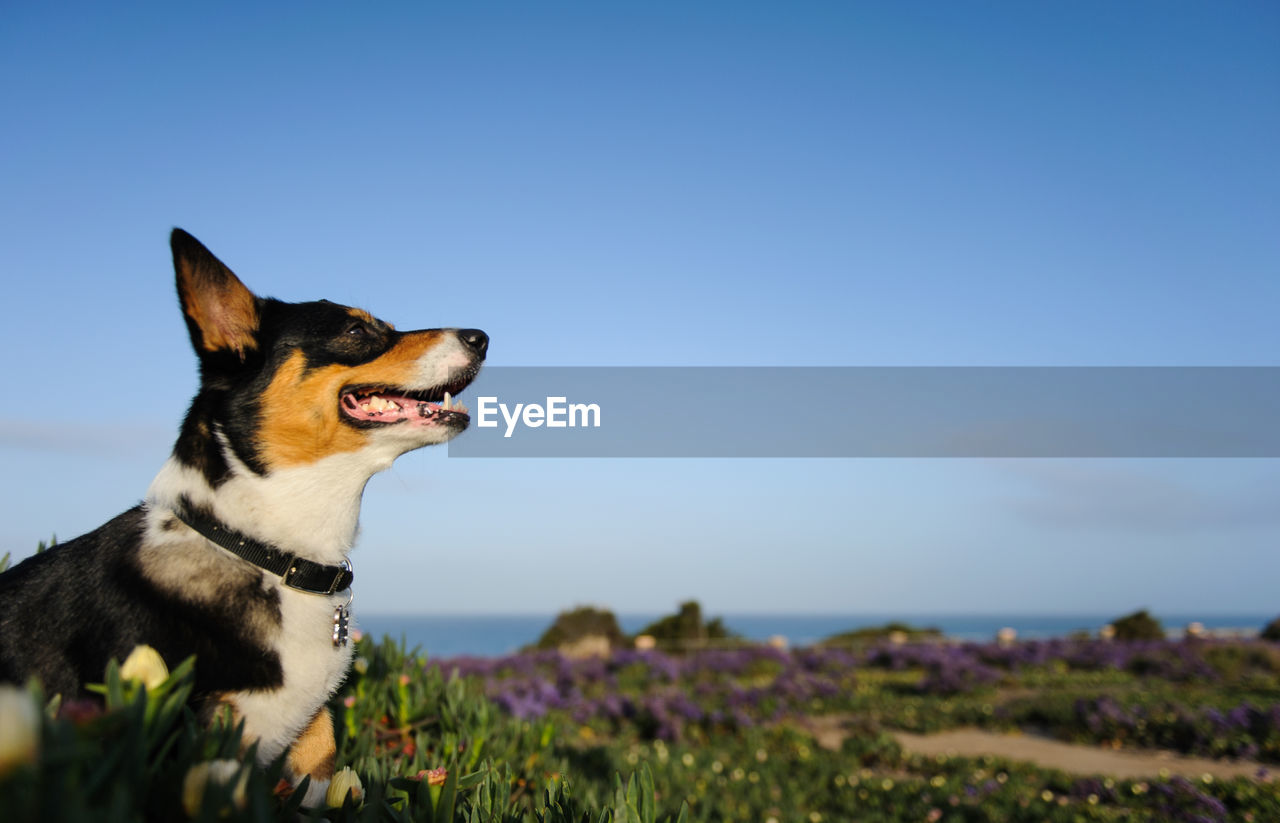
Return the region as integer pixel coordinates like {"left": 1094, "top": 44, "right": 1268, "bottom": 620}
{"left": 0, "top": 229, "right": 487, "bottom": 805}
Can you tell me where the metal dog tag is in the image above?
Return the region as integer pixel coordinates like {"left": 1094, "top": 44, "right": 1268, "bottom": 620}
{"left": 332, "top": 605, "right": 350, "bottom": 647}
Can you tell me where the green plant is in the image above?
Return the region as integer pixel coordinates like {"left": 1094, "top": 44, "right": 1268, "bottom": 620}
{"left": 0, "top": 536, "right": 58, "bottom": 573}
{"left": 634, "top": 602, "right": 735, "bottom": 650}
{"left": 0, "top": 639, "right": 691, "bottom": 823}
{"left": 1110, "top": 609, "right": 1165, "bottom": 641}
{"left": 530, "top": 608, "right": 628, "bottom": 653}
{"left": 820, "top": 622, "right": 943, "bottom": 646}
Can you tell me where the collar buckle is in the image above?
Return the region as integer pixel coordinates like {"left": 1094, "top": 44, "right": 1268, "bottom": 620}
{"left": 280, "top": 557, "right": 303, "bottom": 589}
{"left": 281, "top": 557, "right": 352, "bottom": 595}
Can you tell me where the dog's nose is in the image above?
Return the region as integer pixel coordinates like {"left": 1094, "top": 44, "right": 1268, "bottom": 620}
{"left": 458, "top": 329, "right": 489, "bottom": 357}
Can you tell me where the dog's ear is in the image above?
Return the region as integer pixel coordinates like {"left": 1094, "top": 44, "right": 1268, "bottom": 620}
{"left": 171, "top": 229, "right": 261, "bottom": 361}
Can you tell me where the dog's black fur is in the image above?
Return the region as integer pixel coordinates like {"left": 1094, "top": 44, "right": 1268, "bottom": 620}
{"left": 0, "top": 507, "right": 283, "bottom": 702}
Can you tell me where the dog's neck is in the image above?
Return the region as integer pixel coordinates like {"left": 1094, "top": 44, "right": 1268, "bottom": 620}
{"left": 146, "top": 449, "right": 382, "bottom": 567}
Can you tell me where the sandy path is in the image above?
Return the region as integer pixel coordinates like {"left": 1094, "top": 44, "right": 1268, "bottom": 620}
{"left": 893, "top": 729, "right": 1272, "bottom": 782}
{"left": 798, "top": 716, "right": 1273, "bottom": 782}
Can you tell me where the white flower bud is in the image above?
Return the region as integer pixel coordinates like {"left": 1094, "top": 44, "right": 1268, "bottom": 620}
{"left": 120, "top": 645, "right": 169, "bottom": 689}
{"left": 0, "top": 685, "right": 40, "bottom": 776}
{"left": 325, "top": 766, "right": 364, "bottom": 807}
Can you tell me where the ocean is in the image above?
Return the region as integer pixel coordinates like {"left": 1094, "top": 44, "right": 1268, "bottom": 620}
{"left": 352, "top": 613, "right": 1273, "bottom": 659}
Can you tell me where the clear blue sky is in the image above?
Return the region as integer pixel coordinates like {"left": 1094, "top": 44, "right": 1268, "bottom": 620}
{"left": 2, "top": 2, "right": 1277, "bottom": 617}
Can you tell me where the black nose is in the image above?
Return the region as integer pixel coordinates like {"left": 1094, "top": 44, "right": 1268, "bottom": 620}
{"left": 458, "top": 328, "right": 489, "bottom": 357}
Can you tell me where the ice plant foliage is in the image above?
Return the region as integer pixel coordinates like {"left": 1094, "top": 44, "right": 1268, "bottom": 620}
{"left": 429, "top": 636, "right": 1280, "bottom": 764}
{"left": 2, "top": 623, "right": 1279, "bottom": 821}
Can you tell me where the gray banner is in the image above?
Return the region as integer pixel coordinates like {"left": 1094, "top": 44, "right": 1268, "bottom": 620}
{"left": 447, "top": 367, "right": 1280, "bottom": 458}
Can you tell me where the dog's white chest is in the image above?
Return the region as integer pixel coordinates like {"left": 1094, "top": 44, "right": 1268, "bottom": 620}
{"left": 233, "top": 587, "right": 355, "bottom": 764}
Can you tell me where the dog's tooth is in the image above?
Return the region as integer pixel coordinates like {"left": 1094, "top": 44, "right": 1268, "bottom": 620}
{"left": 360, "top": 403, "right": 371, "bottom": 412}
{"left": 455, "top": 401, "right": 469, "bottom": 415}
{"left": 443, "top": 391, "right": 452, "bottom": 411}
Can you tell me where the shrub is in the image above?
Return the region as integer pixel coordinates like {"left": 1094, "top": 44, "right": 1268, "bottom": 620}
{"left": 530, "top": 606, "right": 627, "bottom": 653}
{"left": 1110, "top": 609, "right": 1165, "bottom": 641}
{"left": 821, "top": 622, "right": 943, "bottom": 646}
{"left": 1261, "top": 616, "right": 1280, "bottom": 642}
{"left": 635, "top": 601, "right": 735, "bottom": 650}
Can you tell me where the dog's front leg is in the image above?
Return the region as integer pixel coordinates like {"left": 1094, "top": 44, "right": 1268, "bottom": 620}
{"left": 286, "top": 707, "right": 337, "bottom": 807}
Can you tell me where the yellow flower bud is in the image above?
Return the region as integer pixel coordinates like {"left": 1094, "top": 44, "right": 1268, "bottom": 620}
{"left": 120, "top": 645, "right": 169, "bottom": 689}
{"left": 182, "top": 759, "right": 248, "bottom": 816}
{"left": 325, "top": 766, "right": 364, "bottom": 807}
{"left": 0, "top": 685, "right": 40, "bottom": 776}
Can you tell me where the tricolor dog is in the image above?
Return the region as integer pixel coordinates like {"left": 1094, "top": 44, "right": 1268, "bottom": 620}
{"left": 0, "top": 230, "right": 486, "bottom": 804}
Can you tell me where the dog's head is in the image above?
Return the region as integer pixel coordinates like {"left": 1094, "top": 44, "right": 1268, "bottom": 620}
{"left": 170, "top": 229, "right": 486, "bottom": 484}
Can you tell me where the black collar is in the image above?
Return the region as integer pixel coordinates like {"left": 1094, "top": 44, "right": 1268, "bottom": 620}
{"left": 174, "top": 507, "right": 353, "bottom": 596}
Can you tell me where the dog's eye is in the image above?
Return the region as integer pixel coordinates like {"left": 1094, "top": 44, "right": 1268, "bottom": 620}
{"left": 344, "top": 322, "right": 369, "bottom": 339}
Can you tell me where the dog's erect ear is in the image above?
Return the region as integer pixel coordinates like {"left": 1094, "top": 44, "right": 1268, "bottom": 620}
{"left": 171, "top": 229, "right": 261, "bottom": 361}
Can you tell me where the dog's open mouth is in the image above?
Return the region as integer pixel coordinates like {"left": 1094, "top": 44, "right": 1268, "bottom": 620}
{"left": 339, "top": 379, "right": 473, "bottom": 427}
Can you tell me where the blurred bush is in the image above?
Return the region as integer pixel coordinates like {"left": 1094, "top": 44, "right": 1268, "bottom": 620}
{"left": 1110, "top": 609, "right": 1165, "bottom": 641}
{"left": 821, "top": 621, "right": 943, "bottom": 647}
{"left": 634, "top": 601, "right": 735, "bottom": 651}
{"left": 529, "top": 606, "right": 627, "bottom": 654}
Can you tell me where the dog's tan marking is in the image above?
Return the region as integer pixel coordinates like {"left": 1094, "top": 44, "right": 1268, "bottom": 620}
{"left": 256, "top": 331, "right": 447, "bottom": 468}
{"left": 346, "top": 307, "right": 390, "bottom": 329}
{"left": 174, "top": 243, "right": 260, "bottom": 358}
{"left": 287, "top": 708, "right": 337, "bottom": 781}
